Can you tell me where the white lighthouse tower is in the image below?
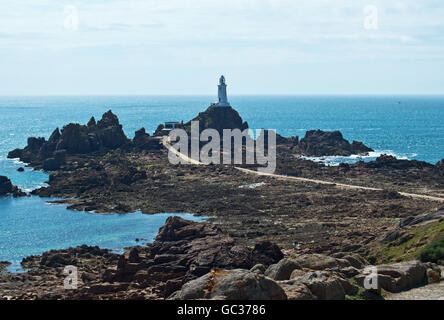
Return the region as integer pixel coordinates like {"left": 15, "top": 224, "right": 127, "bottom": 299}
{"left": 215, "top": 75, "right": 231, "bottom": 107}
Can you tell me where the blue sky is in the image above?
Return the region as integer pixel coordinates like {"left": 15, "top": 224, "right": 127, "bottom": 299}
{"left": 1, "top": 0, "right": 444, "bottom": 95}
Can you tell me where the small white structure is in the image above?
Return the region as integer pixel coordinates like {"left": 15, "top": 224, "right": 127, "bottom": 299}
{"left": 164, "top": 121, "right": 180, "bottom": 130}
{"left": 214, "top": 75, "right": 231, "bottom": 107}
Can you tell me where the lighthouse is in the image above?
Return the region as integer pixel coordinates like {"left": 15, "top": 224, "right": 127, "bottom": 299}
{"left": 215, "top": 75, "right": 231, "bottom": 107}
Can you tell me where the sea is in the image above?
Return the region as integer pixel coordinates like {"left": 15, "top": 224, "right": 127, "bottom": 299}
{"left": 0, "top": 95, "right": 443, "bottom": 270}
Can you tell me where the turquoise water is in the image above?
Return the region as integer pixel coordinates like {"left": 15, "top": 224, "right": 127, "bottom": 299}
{"left": 0, "top": 95, "right": 443, "bottom": 268}
{"left": 0, "top": 197, "right": 201, "bottom": 271}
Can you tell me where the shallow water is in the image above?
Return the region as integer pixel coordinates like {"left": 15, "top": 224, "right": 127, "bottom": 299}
{"left": 0, "top": 195, "right": 202, "bottom": 271}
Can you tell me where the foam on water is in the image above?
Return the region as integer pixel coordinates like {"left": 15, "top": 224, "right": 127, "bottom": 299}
{"left": 300, "top": 150, "right": 417, "bottom": 166}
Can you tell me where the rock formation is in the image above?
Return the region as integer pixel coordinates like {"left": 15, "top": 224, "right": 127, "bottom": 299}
{"left": 297, "top": 130, "right": 373, "bottom": 156}
{"left": 7, "top": 110, "right": 162, "bottom": 171}
{"left": 183, "top": 106, "right": 248, "bottom": 135}
{"left": 359, "top": 154, "right": 434, "bottom": 170}
{"left": 8, "top": 110, "right": 128, "bottom": 169}
{"left": 101, "top": 217, "right": 283, "bottom": 297}
{"left": 0, "top": 175, "right": 25, "bottom": 197}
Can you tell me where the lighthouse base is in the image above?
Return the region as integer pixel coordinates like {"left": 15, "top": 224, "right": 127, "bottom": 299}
{"left": 213, "top": 102, "right": 231, "bottom": 107}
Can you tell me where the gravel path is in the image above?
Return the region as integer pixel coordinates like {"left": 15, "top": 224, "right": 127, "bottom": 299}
{"left": 387, "top": 282, "right": 444, "bottom": 300}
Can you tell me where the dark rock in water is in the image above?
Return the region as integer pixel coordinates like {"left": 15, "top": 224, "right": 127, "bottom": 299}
{"left": 362, "top": 154, "right": 434, "bottom": 170}
{"left": 7, "top": 110, "right": 129, "bottom": 168}
{"left": 17, "top": 167, "right": 25, "bottom": 172}
{"left": 1, "top": 175, "right": 15, "bottom": 194}
{"left": 297, "top": 130, "right": 373, "bottom": 156}
{"left": 184, "top": 106, "right": 248, "bottom": 135}
{"left": 7, "top": 148, "right": 22, "bottom": 159}
{"left": 0, "top": 175, "right": 26, "bottom": 197}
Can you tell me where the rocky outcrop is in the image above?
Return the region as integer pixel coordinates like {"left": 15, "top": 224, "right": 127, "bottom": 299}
{"left": 360, "top": 154, "right": 434, "bottom": 170}
{"left": 102, "top": 217, "right": 283, "bottom": 297}
{"left": 169, "top": 269, "right": 287, "bottom": 300}
{"left": 0, "top": 175, "right": 26, "bottom": 197}
{"left": 7, "top": 110, "right": 129, "bottom": 169}
{"left": 183, "top": 106, "right": 248, "bottom": 135}
{"left": 265, "top": 258, "right": 301, "bottom": 281}
{"left": 297, "top": 130, "right": 373, "bottom": 156}
{"left": 132, "top": 128, "right": 161, "bottom": 150}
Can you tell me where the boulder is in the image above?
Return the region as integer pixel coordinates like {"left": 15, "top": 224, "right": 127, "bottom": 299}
{"left": 265, "top": 258, "right": 301, "bottom": 281}
{"left": 169, "top": 269, "right": 287, "bottom": 300}
{"left": 250, "top": 264, "right": 266, "bottom": 274}
{"left": 289, "top": 271, "right": 346, "bottom": 300}
{"left": 293, "top": 254, "right": 350, "bottom": 271}
{"left": 355, "top": 261, "right": 427, "bottom": 293}
{"left": 278, "top": 282, "right": 316, "bottom": 300}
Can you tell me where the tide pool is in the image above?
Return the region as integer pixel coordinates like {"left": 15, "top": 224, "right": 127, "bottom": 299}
{"left": 0, "top": 195, "right": 203, "bottom": 271}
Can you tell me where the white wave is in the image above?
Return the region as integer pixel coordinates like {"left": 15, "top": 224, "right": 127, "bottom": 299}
{"left": 300, "top": 150, "right": 414, "bottom": 166}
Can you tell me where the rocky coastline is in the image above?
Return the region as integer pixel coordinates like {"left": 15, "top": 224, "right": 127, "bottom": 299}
{"left": 1, "top": 105, "right": 443, "bottom": 300}
{"left": 0, "top": 215, "right": 442, "bottom": 300}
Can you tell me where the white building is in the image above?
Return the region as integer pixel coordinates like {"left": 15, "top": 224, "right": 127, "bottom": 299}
{"left": 214, "top": 75, "right": 231, "bottom": 107}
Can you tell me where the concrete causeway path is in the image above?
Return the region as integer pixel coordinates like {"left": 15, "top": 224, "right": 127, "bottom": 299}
{"left": 162, "top": 137, "right": 444, "bottom": 203}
